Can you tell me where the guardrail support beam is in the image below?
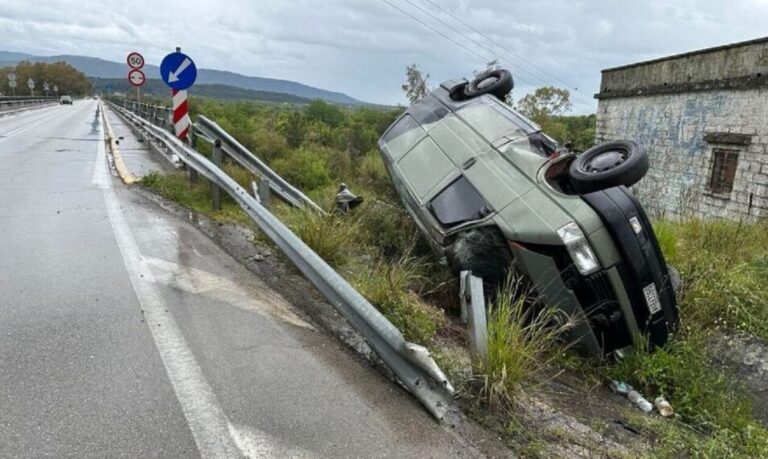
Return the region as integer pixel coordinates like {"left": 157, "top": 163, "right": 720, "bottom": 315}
{"left": 257, "top": 179, "right": 271, "bottom": 209}
{"left": 460, "top": 271, "right": 488, "bottom": 360}
{"left": 211, "top": 139, "right": 222, "bottom": 210}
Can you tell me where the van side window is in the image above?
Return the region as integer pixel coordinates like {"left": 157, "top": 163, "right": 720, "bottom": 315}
{"left": 429, "top": 176, "right": 491, "bottom": 227}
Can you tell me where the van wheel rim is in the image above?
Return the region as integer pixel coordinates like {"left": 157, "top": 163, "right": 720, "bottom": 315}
{"left": 584, "top": 150, "right": 627, "bottom": 173}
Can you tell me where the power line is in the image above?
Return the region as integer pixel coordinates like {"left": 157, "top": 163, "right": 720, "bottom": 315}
{"left": 420, "top": 0, "right": 580, "bottom": 92}
{"left": 400, "top": 0, "right": 560, "bottom": 90}
{"left": 409, "top": 0, "right": 595, "bottom": 107}
{"left": 380, "top": 0, "right": 541, "bottom": 88}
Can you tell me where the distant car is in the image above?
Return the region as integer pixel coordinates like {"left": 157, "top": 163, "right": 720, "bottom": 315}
{"left": 60, "top": 96, "right": 73, "bottom": 105}
{"left": 377, "top": 69, "right": 679, "bottom": 357}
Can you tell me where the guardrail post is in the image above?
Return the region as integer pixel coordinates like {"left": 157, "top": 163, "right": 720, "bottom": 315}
{"left": 257, "top": 179, "right": 271, "bottom": 209}
{"left": 460, "top": 271, "right": 488, "bottom": 359}
{"left": 211, "top": 139, "right": 222, "bottom": 210}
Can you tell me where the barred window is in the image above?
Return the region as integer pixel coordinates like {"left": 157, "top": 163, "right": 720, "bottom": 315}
{"left": 709, "top": 149, "right": 739, "bottom": 194}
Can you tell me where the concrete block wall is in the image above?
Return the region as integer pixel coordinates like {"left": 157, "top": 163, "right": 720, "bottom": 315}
{"left": 595, "top": 88, "right": 768, "bottom": 221}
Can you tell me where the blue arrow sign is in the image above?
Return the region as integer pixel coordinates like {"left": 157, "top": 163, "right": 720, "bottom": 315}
{"left": 160, "top": 51, "right": 197, "bottom": 90}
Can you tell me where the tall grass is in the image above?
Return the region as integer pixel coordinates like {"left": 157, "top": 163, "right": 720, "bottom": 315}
{"left": 655, "top": 219, "right": 768, "bottom": 339}
{"left": 352, "top": 257, "right": 444, "bottom": 343}
{"left": 473, "top": 275, "right": 575, "bottom": 412}
{"left": 274, "top": 204, "right": 358, "bottom": 269}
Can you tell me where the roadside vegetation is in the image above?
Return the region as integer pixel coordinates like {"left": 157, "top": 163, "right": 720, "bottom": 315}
{"left": 0, "top": 61, "right": 91, "bottom": 96}
{"left": 135, "top": 85, "right": 767, "bottom": 456}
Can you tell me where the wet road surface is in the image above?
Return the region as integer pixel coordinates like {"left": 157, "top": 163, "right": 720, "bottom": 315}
{"left": 0, "top": 100, "right": 476, "bottom": 458}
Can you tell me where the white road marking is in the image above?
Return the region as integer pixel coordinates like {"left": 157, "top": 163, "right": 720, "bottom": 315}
{"left": 228, "top": 423, "right": 315, "bottom": 458}
{"left": 96, "top": 108, "right": 268, "bottom": 458}
{"left": 0, "top": 106, "right": 62, "bottom": 143}
{"left": 144, "top": 256, "right": 313, "bottom": 330}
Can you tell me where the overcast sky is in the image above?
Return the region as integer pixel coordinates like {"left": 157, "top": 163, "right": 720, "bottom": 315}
{"left": 0, "top": 0, "right": 766, "bottom": 112}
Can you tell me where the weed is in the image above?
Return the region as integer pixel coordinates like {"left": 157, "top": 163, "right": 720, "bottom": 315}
{"left": 274, "top": 204, "right": 358, "bottom": 269}
{"left": 473, "top": 275, "right": 575, "bottom": 412}
{"left": 352, "top": 257, "right": 443, "bottom": 343}
{"left": 657, "top": 219, "right": 768, "bottom": 339}
{"left": 140, "top": 171, "right": 252, "bottom": 226}
{"left": 625, "top": 411, "right": 768, "bottom": 458}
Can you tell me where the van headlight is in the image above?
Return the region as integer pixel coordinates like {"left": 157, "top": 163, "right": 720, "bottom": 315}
{"left": 557, "top": 222, "right": 600, "bottom": 276}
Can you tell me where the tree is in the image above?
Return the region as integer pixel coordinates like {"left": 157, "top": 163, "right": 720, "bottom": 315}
{"left": 304, "top": 100, "right": 344, "bottom": 128}
{"left": 401, "top": 64, "right": 429, "bottom": 104}
{"left": 0, "top": 61, "right": 91, "bottom": 96}
{"left": 515, "top": 86, "right": 572, "bottom": 124}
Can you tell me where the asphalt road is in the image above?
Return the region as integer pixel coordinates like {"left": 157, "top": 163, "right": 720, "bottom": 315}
{"left": 0, "top": 100, "right": 477, "bottom": 458}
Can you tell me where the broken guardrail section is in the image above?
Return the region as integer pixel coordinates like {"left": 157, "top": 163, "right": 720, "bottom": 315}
{"left": 105, "top": 101, "right": 455, "bottom": 420}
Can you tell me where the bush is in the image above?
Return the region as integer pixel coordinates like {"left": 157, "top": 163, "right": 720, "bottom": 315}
{"left": 272, "top": 147, "right": 332, "bottom": 192}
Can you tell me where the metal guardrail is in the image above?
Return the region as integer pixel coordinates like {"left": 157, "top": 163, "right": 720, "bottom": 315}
{"left": 0, "top": 96, "right": 58, "bottom": 111}
{"left": 194, "top": 116, "right": 324, "bottom": 213}
{"left": 104, "top": 100, "right": 455, "bottom": 420}
{"left": 112, "top": 98, "right": 324, "bottom": 213}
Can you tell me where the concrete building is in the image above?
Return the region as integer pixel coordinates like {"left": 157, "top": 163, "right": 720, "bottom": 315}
{"left": 595, "top": 37, "right": 768, "bottom": 221}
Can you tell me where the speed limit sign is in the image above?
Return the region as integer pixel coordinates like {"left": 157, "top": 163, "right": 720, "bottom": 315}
{"left": 127, "top": 52, "right": 145, "bottom": 69}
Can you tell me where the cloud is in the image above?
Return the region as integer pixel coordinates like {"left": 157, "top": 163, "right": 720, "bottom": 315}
{"left": 0, "top": 0, "right": 764, "bottom": 111}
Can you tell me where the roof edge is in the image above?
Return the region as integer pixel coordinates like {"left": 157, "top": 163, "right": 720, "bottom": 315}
{"left": 601, "top": 36, "right": 768, "bottom": 73}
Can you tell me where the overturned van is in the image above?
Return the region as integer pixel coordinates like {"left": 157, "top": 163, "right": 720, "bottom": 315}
{"left": 378, "top": 70, "right": 678, "bottom": 357}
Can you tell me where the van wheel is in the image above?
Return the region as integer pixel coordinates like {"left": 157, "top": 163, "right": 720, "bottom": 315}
{"left": 464, "top": 70, "right": 514, "bottom": 101}
{"left": 446, "top": 226, "right": 513, "bottom": 299}
{"left": 569, "top": 140, "right": 649, "bottom": 193}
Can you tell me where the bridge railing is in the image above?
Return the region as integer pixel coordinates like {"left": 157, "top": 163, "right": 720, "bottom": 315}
{"left": 103, "top": 99, "right": 455, "bottom": 421}
{"left": 0, "top": 96, "right": 59, "bottom": 112}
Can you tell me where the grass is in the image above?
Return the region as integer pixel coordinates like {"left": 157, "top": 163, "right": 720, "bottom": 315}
{"left": 274, "top": 204, "right": 359, "bottom": 269}
{"left": 655, "top": 219, "right": 768, "bottom": 339}
{"left": 352, "top": 257, "right": 444, "bottom": 343}
{"left": 140, "top": 170, "right": 253, "bottom": 227}
{"left": 598, "top": 219, "right": 768, "bottom": 457}
{"left": 473, "top": 275, "right": 575, "bottom": 412}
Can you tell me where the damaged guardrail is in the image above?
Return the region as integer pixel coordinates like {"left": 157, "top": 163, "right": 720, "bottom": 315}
{"left": 105, "top": 101, "right": 455, "bottom": 420}
{"left": 193, "top": 116, "right": 325, "bottom": 213}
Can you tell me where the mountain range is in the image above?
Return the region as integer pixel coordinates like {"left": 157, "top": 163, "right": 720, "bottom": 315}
{"left": 0, "top": 50, "right": 365, "bottom": 105}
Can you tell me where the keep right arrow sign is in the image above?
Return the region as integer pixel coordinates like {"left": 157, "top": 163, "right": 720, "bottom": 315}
{"left": 160, "top": 51, "right": 197, "bottom": 90}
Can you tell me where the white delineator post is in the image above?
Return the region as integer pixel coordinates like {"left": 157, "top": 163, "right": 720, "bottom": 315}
{"left": 172, "top": 88, "right": 191, "bottom": 141}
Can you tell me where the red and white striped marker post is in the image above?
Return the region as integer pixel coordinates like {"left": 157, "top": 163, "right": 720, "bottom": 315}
{"left": 172, "top": 88, "right": 191, "bottom": 141}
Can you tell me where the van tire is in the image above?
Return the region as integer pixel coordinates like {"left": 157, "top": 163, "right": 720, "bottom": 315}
{"left": 446, "top": 226, "right": 513, "bottom": 299}
{"left": 464, "top": 70, "right": 514, "bottom": 101}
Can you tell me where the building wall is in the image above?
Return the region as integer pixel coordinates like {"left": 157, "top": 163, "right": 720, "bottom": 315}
{"left": 595, "top": 88, "right": 768, "bottom": 221}
{"left": 599, "top": 38, "right": 768, "bottom": 96}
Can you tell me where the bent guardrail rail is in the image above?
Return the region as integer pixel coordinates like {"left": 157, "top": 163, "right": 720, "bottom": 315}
{"left": 111, "top": 97, "right": 325, "bottom": 214}
{"left": 105, "top": 100, "right": 455, "bottom": 420}
{"left": 194, "top": 116, "right": 325, "bottom": 213}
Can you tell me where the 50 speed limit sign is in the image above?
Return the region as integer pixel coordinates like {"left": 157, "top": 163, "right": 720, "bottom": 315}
{"left": 127, "top": 52, "right": 145, "bottom": 69}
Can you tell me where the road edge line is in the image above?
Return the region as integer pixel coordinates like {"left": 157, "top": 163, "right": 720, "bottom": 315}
{"left": 101, "top": 102, "right": 137, "bottom": 185}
